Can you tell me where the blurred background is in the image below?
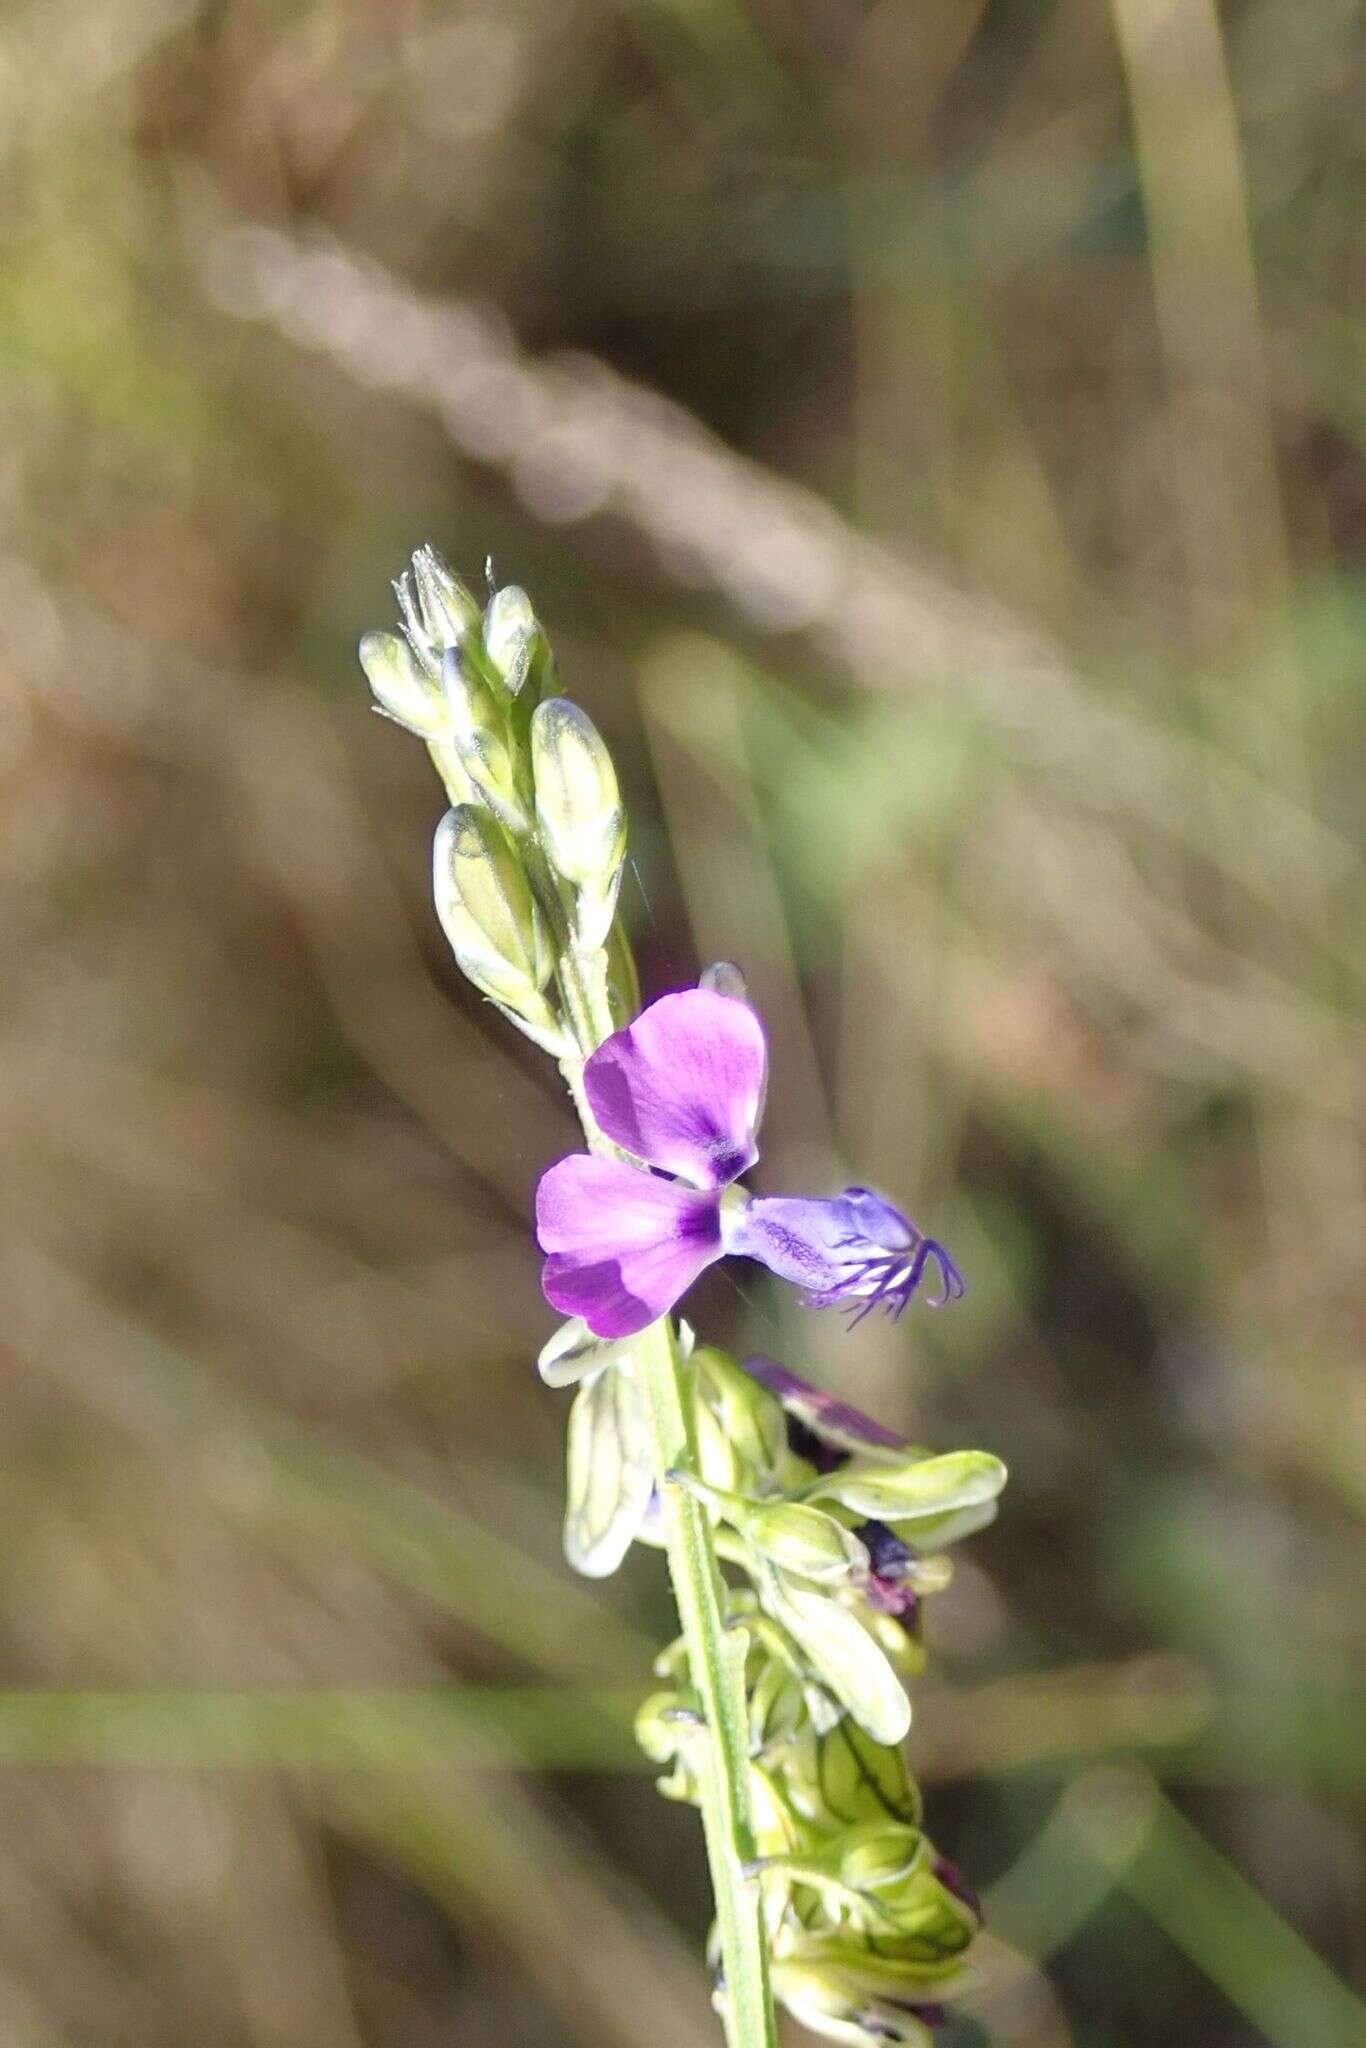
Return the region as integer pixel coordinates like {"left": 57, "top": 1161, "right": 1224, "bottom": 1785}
{"left": 0, "top": 1, "right": 1362, "bottom": 2044}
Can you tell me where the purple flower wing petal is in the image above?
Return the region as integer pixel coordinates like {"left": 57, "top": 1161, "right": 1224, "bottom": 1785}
{"left": 536, "top": 1153, "right": 723, "bottom": 1338}
{"left": 583, "top": 989, "right": 766, "bottom": 1189}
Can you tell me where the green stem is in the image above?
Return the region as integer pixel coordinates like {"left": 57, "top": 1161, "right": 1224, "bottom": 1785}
{"left": 559, "top": 944, "right": 778, "bottom": 2048}
{"left": 637, "top": 1317, "right": 779, "bottom": 2048}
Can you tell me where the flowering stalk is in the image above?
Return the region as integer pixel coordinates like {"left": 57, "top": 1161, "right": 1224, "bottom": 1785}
{"left": 361, "top": 550, "right": 1005, "bottom": 2048}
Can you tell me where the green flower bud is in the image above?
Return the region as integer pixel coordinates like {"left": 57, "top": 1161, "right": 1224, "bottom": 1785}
{"left": 805, "top": 1450, "right": 1007, "bottom": 1527}
{"left": 441, "top": 648, "right": 528, "bottom": 827}
{"left": 747, "top": 1648, "right": 806, "bottom": 1754}
{"left": 537, "top": 1317, "right": 625, "bottom": 1389}
{"left": 796, "top": 1831, "right": 976, "bottom": 1958}
{"left": 531, "top": 698, "right": 626, "bottom": 904}
{"left": 411, "top": 543, "right": 480, "bottom": 654}
{"left": 564, "top": 1355, "right": 652, "bottom": 1577}
{"left": 746, "top": 1502, "right": 869, "bottom": 1586}
{"left": 483, "top": 583, "right": 550, "bottom": 697}
{"left": 359, "top": 630, "right": 448, "bottom": 737}
{"left": 693, "top": 1346, "right": 787, "bottom": 1488}
{"left": 693, "top": 1385, "right": 747, "bottom": 1498}
{"left": 699, "top": 959, "right": 747, "bottom": 1001}
{"left": 668, "top": 1470, "right": 865, "bottom": 1587}
{"left": 634, "top": 1690, "right": 707, "bottom": 1804}
{"left": 809, "top": 1717, "right": 922, "bottom": 1830}
{"left": 836, "top": 1820, "right": 923, "bottom": 1896}
{"left": 432, "top": 806, "right": 555, "bottom": 1027}
{"left": 770, "top": 1955, "right": 947, "bottom": 2048}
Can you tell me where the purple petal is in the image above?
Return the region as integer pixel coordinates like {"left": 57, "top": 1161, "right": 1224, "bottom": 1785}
{"left": 727, "top": 1188, "right": 963, "bottom": 1321}
{"left": 583, "top": 989, "right": 766, "bottom": 1189}
{"left": 536, "top": 1153, "right": 723, "bottom": 1338}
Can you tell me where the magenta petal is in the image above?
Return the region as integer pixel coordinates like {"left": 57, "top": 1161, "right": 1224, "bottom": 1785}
{"left": 583, "top": 990, "right": 766, "bottom": 1189}
{"left": 536, "top": 1153, "right": 724, "bottom": 1338}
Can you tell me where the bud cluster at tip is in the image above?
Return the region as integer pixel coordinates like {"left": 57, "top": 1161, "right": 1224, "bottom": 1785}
{"left": 359, "top": 546, "right": 632, "bottom": 1053}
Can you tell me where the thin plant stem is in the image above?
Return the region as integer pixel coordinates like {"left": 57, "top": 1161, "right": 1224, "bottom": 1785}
{"left": 636, "top": 1315, "right": 778, "bottom": 2048}
{"left": 560, "top": 958, "right": 778, "bottom": 2048}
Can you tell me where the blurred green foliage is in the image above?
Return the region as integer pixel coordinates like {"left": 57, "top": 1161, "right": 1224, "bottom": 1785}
{"left": 0, "top": 2, "right": 1360, "bottom": 2045}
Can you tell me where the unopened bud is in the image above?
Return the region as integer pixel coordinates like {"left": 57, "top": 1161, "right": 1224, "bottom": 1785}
{"left": 770, "top": 1956, "right": 945, "bottom": 2048}
{"left": 700, "top": 960, "right": 747, "bottom": 1002}
{"left": 483, "top": 584, "right": 549, "bottom": 697}
{"left": 537, "top": 1317, "right": 625, "bottom": 1388}
{"left": 531, "top": 698, "right": 626, "bottom": 898}
{"left": 693, "top": 1346, "right": 786, "bottom": 1484}
{"left": 432, "top": 805, "right": 554, "bottom": 1022}
{"left": 835, "top": 1821, "right": 923, "bottom": 1897}
{"left": 635, "top": 1691, "right": 708, "bottom": 1805}
{"left": 412, "top": 544, "right": 480, "bottom": 654}
{"left": 441, "top": 648, "right": 528, "bottom": 825}
{"left": 746, "top": 1501, "right": 869, "bottom": 1586}
{"left": 668, "top": 1471, "right": 863, "bottom": 1584}
{"left": 359, "top": 630, "right": 448, "bottom": 737}
{"left": 812, "top": 1718, "right": 922, "bottom": 1830}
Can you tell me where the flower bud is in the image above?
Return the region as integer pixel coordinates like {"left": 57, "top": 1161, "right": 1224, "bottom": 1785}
{"left": 412, "top": 544, "right": 480, "bottom": 654}
{"left": 359, "top": 630, "right": 448, "bottom": 737}
{"left": 806, "top": 1451, "right": 1006, "bottom": 1528}
{"left": 809, "top": 1717, "right": 922, "bottom": 1830}
{"left": 831, "top": 1837, "right": 977, "bottom": 1956}
{"left": 693, "top": 1346, "right": 786, "bottom": 1487}
{"left": 700, "top": 960, "right": 747, "bottom": 1002}
{"left": 668, "top": 1471, "right": 864, "bottom": 1587}
{"left": 747, "top": 1650, "right": 805, "bottom": 1754}
{"left": 744, "top": 1502, "right": 869, "bottom": 1586}
{"left": 432, "top": 805, "right": 555, "bottom": 1024}
{"left": 835, "top": 1821, "right": 923, "bottom": 1897}
{"left": 483, "top": 583, "right": 550, "bottom": 697}
{"left": 537, "top": 1317, "right": 624, "bottom": 1389}
{"left": 441, "top": 648, "right": 528, "bottom": 826}
{"left": 635, "top": 1691, "right": 708, "bottom": 1804}
{"left": 531, "top": 697, "right": 626, "bottom": 899}
{"left": 770, "top": 1955, "right": 947, "bottom": 2048}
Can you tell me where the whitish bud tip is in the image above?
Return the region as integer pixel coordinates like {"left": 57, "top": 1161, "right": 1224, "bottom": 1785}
{"left": 359, "top": 630, "right": 445, "bottom": 736}
{"left": 700, "top": 960, "right": 748, "bottom": 1002}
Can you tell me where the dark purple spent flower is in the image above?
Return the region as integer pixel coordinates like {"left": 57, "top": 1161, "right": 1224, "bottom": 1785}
{"left": 855, "top": 1519, "right": 922, "bottom": 1619}
{"left": 784, "top": 1413, "right": 849, "bottom": 1474}
{"left": 856, "top": 1519, "right": 914, "bottom": 1578}
{"left": 743, "top": 1355, "right": 910, "bottom": 1453}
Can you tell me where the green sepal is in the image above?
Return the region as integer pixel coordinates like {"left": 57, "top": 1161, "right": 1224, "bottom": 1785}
{"left": 804, "top": 1450, "right": 1007, "bottom": 1526}
{"left": 563, "top": 1357, "right": 653, "bottom": 1577}
{"left": 760, "top": 1567, "right": 911, "bottom": 1745}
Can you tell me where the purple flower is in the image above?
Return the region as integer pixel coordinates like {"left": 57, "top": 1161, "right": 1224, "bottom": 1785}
{"left": 536, "top": 990, "right": 963, "bottom": 1339}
